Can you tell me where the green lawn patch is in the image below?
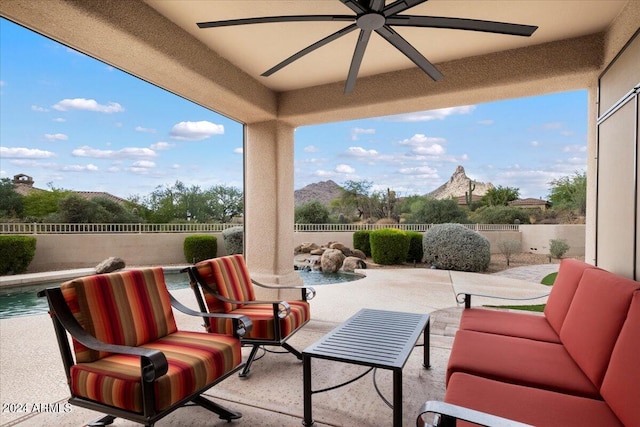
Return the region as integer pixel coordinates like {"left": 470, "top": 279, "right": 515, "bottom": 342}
{"left": 483, "top": 271, "right": 556, "bottom": 313}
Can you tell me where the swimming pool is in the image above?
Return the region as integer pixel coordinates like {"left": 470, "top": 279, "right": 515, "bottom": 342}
{"left": 0, "top": 269, "right": 363, "bottom": 319}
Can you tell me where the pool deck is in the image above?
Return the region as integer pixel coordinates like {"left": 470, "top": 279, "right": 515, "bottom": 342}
{"left": 0, "top": 264, "right": 556, "bottom": 426}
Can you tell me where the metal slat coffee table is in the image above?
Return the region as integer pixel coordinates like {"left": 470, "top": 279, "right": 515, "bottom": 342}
{"left": 302, "top": 308, "right": 430, "bottom": 427}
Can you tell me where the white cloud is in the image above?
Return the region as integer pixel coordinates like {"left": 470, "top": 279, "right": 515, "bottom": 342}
{"left": 233, "top": 147, "right": 243, "bottom": 154}
{"left": 132, "top": 160, "right": 155, "bottom": 168}
{"left": 61, "top": 164, "right": 99, "bottom": 172}
{"left": 388, "top": 105, "right": 476, "bottom": 122}
{"left": 0, "top": 80, "right": 5, "bottom": 87}
{"left": 135, "top": 126, "right": 156, "bottom": 134}
{"left": 53, "top": 98, "right": 125, "bottom": 113}
{"left": 72, "top": 145, "right": 157, "bottom": 159}
{"left": 398, "top": 165, "right": 438, "bottom": 177}
{"left": 53, "top": 118, "right": 66, "bottom": 123}
{"left": 478, "top": 120, "right": 494, "bottom": 125}
{"left": 351, "top": 127, "right": 375, "bottom": 141}
{"left": 560, "top": 130, "right": 575, "bottom": 136}
{"left": 399, "top": 134, "right": 446, "bottom": 155}
{"left": 304, "top": 145, "right": 319, "bottom": 153}
{"left": 44, "top": 133, "right": 68, "bottom": 141}
{"left": 169, "top": 121, "right": 224, "bottom": 141}
{"left": 531, "top": 141, "right": 539, "bottom": 147}
{"left": 150, "top": 142, "right": 173, "bottom": 151}
{"left": 0, "top": 147, "right": 56, "bottom": 159}
{"left": 345, "top": 146, "right": 378, "bottom": 157}
{"left": 336, "top": 164, "right": 355, "bottom": 174}
{"left": 31, "top": 105, "right": 49, "bottom": 112}
{"left": 563, "top": 144, "right": 587, "bottom": 153}
{"left": 171, "top": 164, "right": 181, "bottom": 169}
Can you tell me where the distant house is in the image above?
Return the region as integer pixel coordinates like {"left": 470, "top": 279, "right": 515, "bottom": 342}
{"left": 11, "top": 174, "right": 128, "bottom": 205}
{"left": 509, "top": 198, "right": 551, "bottom": 211}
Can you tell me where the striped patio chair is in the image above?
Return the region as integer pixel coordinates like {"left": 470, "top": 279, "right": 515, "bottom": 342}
{"left": 38, "top": 267, "right": 252, "bottom": 427}
{"left": 188, "top": 254, "right": 315, "bottom": 377}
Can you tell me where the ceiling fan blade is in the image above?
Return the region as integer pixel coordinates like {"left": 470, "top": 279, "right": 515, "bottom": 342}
{"left": 383, "top": 0, "right": 430, "bottom": 17}
{"left": 345, "top": 29, "right": 373, "bottom": 94}
{"left": 370, "top": 0, "right": 386, "bottom": 13}
{"left": 197, "top": 15, "right": 354, "bottom": 29}
{"left": 386, "top": 15, "right": 537, "bottom": 36}
{"left": 376, "top": 25, "right": 443, "bottom": 81}
{"left": 339, "top": 0, "right": 368, "bottom": 14}
{"left": 262, "top": 24, "right": 359, "bottom": 77}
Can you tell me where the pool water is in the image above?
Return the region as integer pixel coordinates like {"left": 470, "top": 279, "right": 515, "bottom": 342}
{"left": 0, "top": 270, "right": 362, "bottom": 319}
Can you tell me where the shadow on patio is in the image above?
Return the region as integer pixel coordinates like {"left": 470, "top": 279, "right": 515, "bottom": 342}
{"left": 0, "top": 267, "right": 552, "bottom": 426}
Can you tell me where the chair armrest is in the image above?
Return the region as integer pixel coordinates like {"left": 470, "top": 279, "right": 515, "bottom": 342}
{"left": 168, "top": 293, "right": 253, "bottom": 337}
{"left": 417, "top": 401, "right": 533, "bottom": 427}
{"left": 38, "top": 288, "right": 168, "bottom": 382}
{"left": 251, "top": 279, "right": 317, "bottom": 301}
{"left": 457, "top": 292, "right": 550, "bottom": 309}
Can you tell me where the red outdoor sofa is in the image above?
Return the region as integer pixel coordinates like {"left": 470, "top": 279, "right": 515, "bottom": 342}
{"left": 418, "top": 259, "right": 640, "bottom": 427}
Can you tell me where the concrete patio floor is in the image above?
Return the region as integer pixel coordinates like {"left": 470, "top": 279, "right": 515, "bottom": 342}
{"left": 0, "top": 265, "right": 556, "bottom": 427}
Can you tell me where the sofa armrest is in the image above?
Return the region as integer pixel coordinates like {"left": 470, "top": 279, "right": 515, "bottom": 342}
{"left": 457, "top": 292, "right": 550, "bottom": 309}
{"left": 38, "top": 287, "right": 168, "bottom": 382}
{"left": 417, "top": 401, "right": 533, "bottom": 427}
{"left": 168, "top": 293, "right": 253, "bottom": 337}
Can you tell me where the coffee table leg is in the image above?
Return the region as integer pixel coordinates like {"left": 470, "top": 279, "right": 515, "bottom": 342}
{"left": 303, "top": 354, "right": 314, "bottom": 426}
{"left": 424, "top": 317, "right": 431, "bottom": 369}
{"left": 393, "top": 369, "right": 402, "bottom": 427}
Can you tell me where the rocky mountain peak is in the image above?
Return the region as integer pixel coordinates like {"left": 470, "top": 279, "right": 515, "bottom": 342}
{"left": 294, "top": 180, "right": 344, "bottom": 206}
{"left": 429, "top": 165, "right": 494, "bottom": 200}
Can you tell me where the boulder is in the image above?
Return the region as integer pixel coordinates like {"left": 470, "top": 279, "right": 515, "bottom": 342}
{"left": 329, "top": 242, "right": 353, "bottom": 257}
{"left": 295, "top": 242, "right": 320, "bottom": 254}
{"left": 310, "top": 248, "right": 326, "bottom": 256}
{"left": 351, "top": 249, "right": 367, "bottom": 260}
{"left": 342, "top": 256, "right": 367, "bottom": 272}
{"left": 95, "top": 257, "right": 126, "bottom": 274}
{"left": 321, "top": 249, "right": 345, "bottom": 273}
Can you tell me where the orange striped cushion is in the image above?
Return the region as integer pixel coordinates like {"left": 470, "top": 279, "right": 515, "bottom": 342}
{"left": 207, "top": 301, "right": 310, "bottom": 340}
{"left": 61, "top": 268, "right": 177, "bottom": 362}
{"left": 70, "top": 331, "right": 241, "bottom": 413}
{"left": 195, "top": 255, "right": 256, "bottom": 312}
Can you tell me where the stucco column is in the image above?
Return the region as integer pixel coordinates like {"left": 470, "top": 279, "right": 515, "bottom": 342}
{"left": 244, "top": 120, "right": 302, "bottom": 289}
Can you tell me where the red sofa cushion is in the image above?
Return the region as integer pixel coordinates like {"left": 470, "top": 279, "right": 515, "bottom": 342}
{"left": 560, "top": 269, "right": 639, "bottom": 388}
{"left": 544, "top": 259, "right": 596, "bottom": 334}
{"left": 459, "top": 308, "right": 560, "bottom": 343}
{"left": 600, "top": 291, "right": 640, "bottom": 427}
{"left": 445, "top": 373, "right": 623, "bottom": 427}
{"left": 446, "top": 329, "right": 599, "bottom": 398}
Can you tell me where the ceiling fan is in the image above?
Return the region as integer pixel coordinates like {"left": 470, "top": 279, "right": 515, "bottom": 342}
{"left": 197, "top": 0, "right": 538, "bottom": 94}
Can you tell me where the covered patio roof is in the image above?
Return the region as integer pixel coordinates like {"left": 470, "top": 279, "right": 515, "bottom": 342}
{"left": 0, "top": 0, "right": 631, "bottom": 127}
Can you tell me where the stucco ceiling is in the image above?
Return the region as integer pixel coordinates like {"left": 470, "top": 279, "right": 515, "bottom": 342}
{"left": 145, "top": 0, "right": 627, "bottom": 92}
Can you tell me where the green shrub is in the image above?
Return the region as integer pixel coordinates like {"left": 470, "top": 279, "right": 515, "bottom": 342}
{"left": 184, "top": 235, "right": 217, "bottom": 263}
{"left": 369, "top": 228, "right": 410, "bottom": 265}
{"left": 549, "top": 239, "right": 570, "bottom": 259}
{"left": 406, "top": 231, "right": 424, "bottom": 263}
{"left": 222, "top": 226, "right": 243, "bottom": 255}
{"left": 295, "top": 201, "right": 330, "bottom": 224}
{"left": 469, "top": 206, "right": 530, "bottom": 224}
{"left": 423, "top": 223, "right": 490, "bottom": 272}
{"left": 353, "top": 230, "right": 372, "bottom": 257}
{"left": 0, "top": 236, "right": 37, "bottom": 275}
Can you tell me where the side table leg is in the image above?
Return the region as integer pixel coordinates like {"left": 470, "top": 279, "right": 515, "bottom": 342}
{"left": 423, "top": 317, "right": 431, "bottom": 369}
{"left": 393, "top": 369, "right": 402, "bottom": 427}
{"left": 302, "top": 354, "right": 314, "bottom": 426}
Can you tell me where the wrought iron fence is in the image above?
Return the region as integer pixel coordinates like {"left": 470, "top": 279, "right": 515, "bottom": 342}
{"left": 0, "top": 222, "right": 519, "bottom": 234}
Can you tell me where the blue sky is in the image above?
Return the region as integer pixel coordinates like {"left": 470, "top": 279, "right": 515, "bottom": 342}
{"left": 1, "top": 18, "right": 587, "bottom": 201}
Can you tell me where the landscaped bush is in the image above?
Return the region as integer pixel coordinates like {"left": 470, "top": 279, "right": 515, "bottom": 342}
{"left": 422, "top": 223, "right": 490, "bottom": 272}
{"left": 222, "top": 226, "right": 243, "bottom": 255}
{"left": 406, "top": 231, "right": 424, "bottom": 263}
{"left": 0, "top": 235, "right": 37, "bottom": 275}
{"left": 369, "top": 228, "right": 410, "bottom": 265}
{"left": 353, "top": 230, "right": 372, "bottom": 257}
{"left": 549, "top": 239, "right": 570, "bottom": 259}
{"left": 184, "top": 234, "right": 217, "bottom": 263}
